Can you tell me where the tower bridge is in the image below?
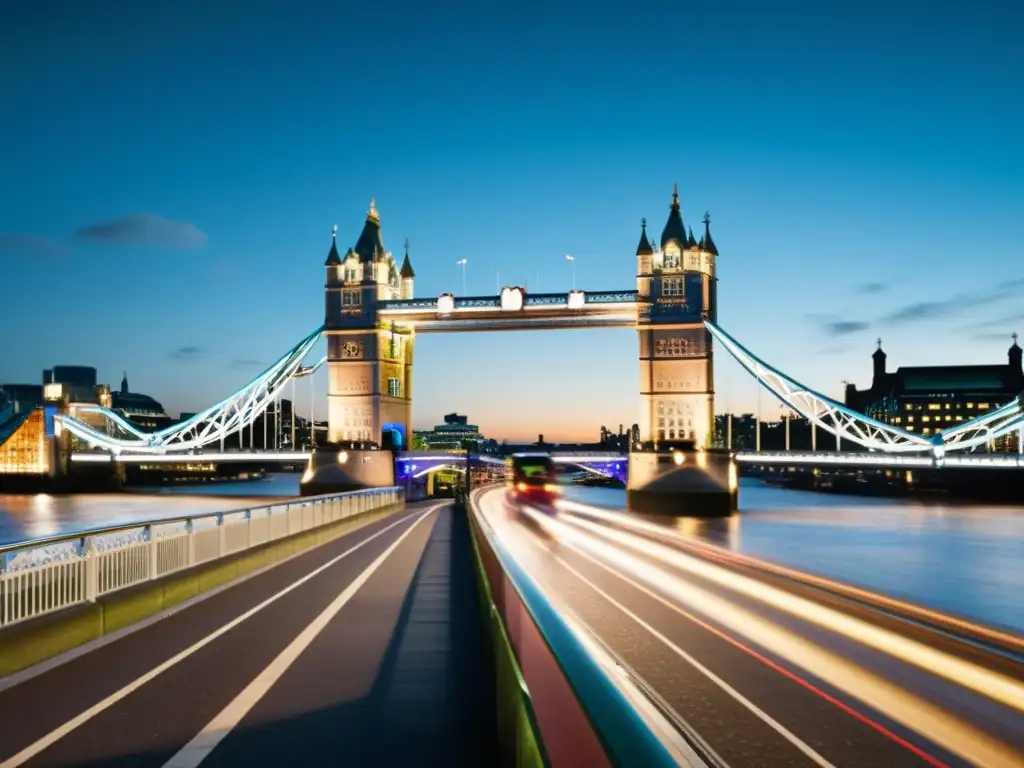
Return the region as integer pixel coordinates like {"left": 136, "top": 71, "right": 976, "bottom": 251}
{"left": 4, "top": 187, "right": 1024, "bottom": 508}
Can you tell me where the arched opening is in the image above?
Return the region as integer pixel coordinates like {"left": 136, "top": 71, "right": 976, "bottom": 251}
{"left": 381, "top": 422, "right": 406, "bottom": 451}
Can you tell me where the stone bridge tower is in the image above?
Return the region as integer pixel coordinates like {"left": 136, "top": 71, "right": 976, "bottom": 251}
{"left": 323, "top": 200, "right": 415, "bottom": 451}
{"left": 635, "top": 185, "right": 719, "bottom": 448}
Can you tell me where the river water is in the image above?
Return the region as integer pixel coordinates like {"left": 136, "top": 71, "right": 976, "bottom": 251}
{"left": 2, "top": 476, "right": 1022, "bottom": 634}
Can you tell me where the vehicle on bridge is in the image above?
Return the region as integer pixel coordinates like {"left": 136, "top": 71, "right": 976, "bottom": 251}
{"left": 505, "top": 453, "right": 559, "bottom": 509}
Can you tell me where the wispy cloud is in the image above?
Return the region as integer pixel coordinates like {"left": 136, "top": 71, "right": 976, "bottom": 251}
{"left": 855, "top": 282, "right": 887, "bottom": 295}
{"left": 974, "top": 332, "right": 1019, "bottom": 342}
{"left": 881, "top": 279, "right": 1024, "bottom": 326}
{"left": 77, "top": 214, "right": 207, "bottom": 250}
{"left": 170, "top": 345, "right": 207, "bottom": 361}
{"left": 806, "top": 313, "right": 871, "bottom": 337}
{"left": 0, "top": 233, "right": 64, "bottom": 260}
{"left": 230, "top": 358, "right": 263, "bottom": 369}
{"left": 966, "top": 312, "right": 1024, "bottom": 331}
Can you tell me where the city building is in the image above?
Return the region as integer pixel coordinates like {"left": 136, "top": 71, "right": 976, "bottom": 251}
{"left": 42, "top": 365, "right": 99, "bottom": 403}
{"left": 111, "top": 372, "right": 175, "bottom": 431}
{"left": 414, "top": 413, "right": 493, "bottom": 450}
{"left": 845, "top": 336, "right": 1023, "bottom": 447}
{"left": 0, "top": 384, "right": 44, "bottom": 418}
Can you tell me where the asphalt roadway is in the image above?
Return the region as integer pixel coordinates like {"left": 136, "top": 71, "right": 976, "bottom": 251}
{"left": 0, "top": 501, "right": 496, "bottom": 767}
{"left": 474, "top": 485, "right": 1024, "bottom": 768}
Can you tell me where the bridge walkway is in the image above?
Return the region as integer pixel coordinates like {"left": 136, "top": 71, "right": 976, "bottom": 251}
{"left": 0, "top": 501, "right": 497, "bottom": 767}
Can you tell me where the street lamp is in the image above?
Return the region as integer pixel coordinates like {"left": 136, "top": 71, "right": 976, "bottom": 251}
{"left": 564, "top": 254, "right": 575, "bottom": 290}
{"left": 456, "top": 258, "right": 467, "bottom": 295}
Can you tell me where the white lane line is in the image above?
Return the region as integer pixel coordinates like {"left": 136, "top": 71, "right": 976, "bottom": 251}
{"left": 162, "top": 504, "right": 440, "bottom": 767}
{"left": 0, "top": 507, "right": 433, "bottom": 768}
{"left": 505, "top": 507, "right": 836, "bottom": 768}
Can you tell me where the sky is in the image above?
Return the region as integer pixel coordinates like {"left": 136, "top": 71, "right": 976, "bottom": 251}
{"left": 1, "top": 0, "right": 1022, "bottom": 442}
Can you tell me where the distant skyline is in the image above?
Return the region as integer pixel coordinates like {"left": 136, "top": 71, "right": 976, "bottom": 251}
{"left": 2, "top": 1, "right": 1022, "bottom": 442}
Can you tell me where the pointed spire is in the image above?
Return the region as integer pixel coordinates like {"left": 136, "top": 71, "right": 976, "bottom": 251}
{"left": 660, "top": 184, "right": 686, "bottom": 249}
{"left": 686, "top": 226, "right": 697, "bottom": 249}
{"left": 400, "top": 237, "right": 415, "bottom": 278}
{"left": 635, "top": 217, "right": 653, "bottom": 256}
{"left": 325, "top": 223, "right": 342, "bottom": 265}
{"left": 873, "top": 337, "right": 885, "bottom": 358}
{"left": 701, "top": 211, "right": 718, "bottom": 256}
{"left": 120, "top": 371, "right": 128, "bottom": 395}
{"left": 353, "top": 199, "right": 386, "bottom": 262}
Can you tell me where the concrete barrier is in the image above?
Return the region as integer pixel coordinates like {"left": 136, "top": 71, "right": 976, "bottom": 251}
{"left": 0, "top": 503, "right": 402, "bottom": 678}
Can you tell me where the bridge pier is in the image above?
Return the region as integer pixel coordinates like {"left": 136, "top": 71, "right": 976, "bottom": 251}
{"left": 299, "top": 445, "right": 395, "bottom": 496}
{"left": 626, "top": 445, "right": 738, "bottom": 517}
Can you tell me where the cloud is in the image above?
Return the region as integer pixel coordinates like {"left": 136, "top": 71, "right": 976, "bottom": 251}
{"left": 882, "top": 297, "right": 966, "bottom": 324}
{"left": 974, "top": 332, "right": 1019, "bottom": 342}
{"left": 882, "top": 279, "right": 1024, "bottom": 327}
{"left": 0, "top": 233, "right": 64, "bottom": 259}
{"left": 77, "top": 214, "right": 207, "bottom": 250}
{"left": 855, "top": 282, "right": 887, "bottom": 295}
{"left": 169, "top": 346, "right": 207, "bottom": 361}
{"left": 806, "top": 314, "right": 871, "bottom": 337}
{"left": 823, "top": 320, "right": 870, "bottom": 336}
{"left": 230, "top": 358, "right": 263, "bottom": 369}
{"left": 966, "top": 312, "right": 1024, "bottom": 331}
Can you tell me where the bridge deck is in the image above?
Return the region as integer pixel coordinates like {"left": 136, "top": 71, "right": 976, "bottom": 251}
{"left": 0, "top": 502, "right": 496, "bottom": 767}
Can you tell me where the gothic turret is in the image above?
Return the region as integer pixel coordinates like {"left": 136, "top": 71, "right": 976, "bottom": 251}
{"left": 872, "top": 338, "right": 887, "bottom": 388}
{"left": 325, "top": 224, "right": 341, "bottom": 265}
{"left": 636, "top": 218, "right": 653, "bottom": 256}
{"left": 400, "top": 239, "right": 415, "bottom": 300}
{"left": 701, "top": 212, "right": 718, "bottom": 256}
{"left": 660, "top": 184, "right": 687, "bottom": 251}
{"left": 353, "top": 199, "right": 386, "bottom": 263}
{"left": 1010, "top": 333, "right": 1022, "bottom": 379}
{"left": 120, "top": 371, "right": 129, "bottom": 395}
{"left": 686, "top": 227, "right": 698, "bottom": 250}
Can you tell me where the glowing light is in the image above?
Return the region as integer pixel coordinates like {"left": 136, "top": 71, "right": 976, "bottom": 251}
{"left": 437, "top": 293, "right": 455, "bottom": 314}
{"left": 337, "top": 450, "right": 348, "bottom": 464}
{"left": 728, "top": 461, "right": 738, "bottom": 492}
{"left": 673, "top": 451, "right": 684, "bottom": 466}
{"left": 567, "top": 290, "right": 586, "bottom": 310}
{"left": 301, "top": 467, "right": 314, "bottom": 483}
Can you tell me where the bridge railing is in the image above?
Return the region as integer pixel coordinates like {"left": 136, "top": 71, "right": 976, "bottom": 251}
{"left": 0, "top": 487, "right": 401, "bottom": 629}
{"left": 468, "top": 487, "right": 707, "bottom": 767}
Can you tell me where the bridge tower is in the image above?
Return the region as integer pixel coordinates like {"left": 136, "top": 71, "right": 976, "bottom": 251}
{"left": 635, "top": 185, "right": 718, "bottom": 448}
{"left": 324, "top": 200, "right": 415, "bottom": 449}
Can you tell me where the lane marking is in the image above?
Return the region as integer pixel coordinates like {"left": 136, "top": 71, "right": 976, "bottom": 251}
{"left": 0, "top": 507, "right": 434, "bottom": 768}
{"left": 536, "top": 510, "right": 1019, "bottom": 768}
{"left": 490, "top": 501, "right": 835, "bottom": 768}
{"left": 163, "top": 504, "right": 440, "bottom": 767}
{"left": 561, "top": 512, "right": 1024, "bottom": 713}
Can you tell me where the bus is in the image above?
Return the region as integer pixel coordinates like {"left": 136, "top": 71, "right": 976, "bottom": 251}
{"left": 505, "top": 453, "right": 559, "bottom": 507}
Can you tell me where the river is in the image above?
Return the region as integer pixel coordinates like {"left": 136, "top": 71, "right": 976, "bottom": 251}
{"left": 2, "top": 476, "right": 1023, "bottom": 634}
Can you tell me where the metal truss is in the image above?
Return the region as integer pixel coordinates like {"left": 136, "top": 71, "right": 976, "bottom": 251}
{"left": 58, "top": 327, "right": 324, "bottom": 454}
{"left": 705, "top": 321, "right": 934, "bottom": 454}
{"left": 934, "top": 396, "right": 1024, "bottom": 452}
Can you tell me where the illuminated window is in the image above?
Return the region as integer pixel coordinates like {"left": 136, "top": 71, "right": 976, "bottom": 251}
{"left": 387, "top": 378, "right": 401, "bottom": 397}
{"left": 928, "top": 404, "right": 940, "bottom": 411}
{"left": 967, "top": 403, "right": 975, "bottom": 409}
{"left": 945, "top": 403, "right": 951, "bottom": 410}
{"left": 923, "top": 428, "right": 931, "bottom": 435}
{"left": 956, "top": 416, "right": 963, "bottom": 421}
{"left": 904, "top": 403, "right": 914, "bottom": 411}
{"left": 663, "top": 278, "right": 684, "bottom": 298}
{"left": 907, "top": 416, "right": 914, "bottom": 423}
{"left": 663, "top": 246, "right": 681, "bottom": 269}
{"left": 945, "top": 415, "right": 952, "bottom": 421}
{"left": 921, "top": 416, "right": 930, "bottom": 423}
{"left": 893, "top": 417, "right": 901, "bottom": 424}
{"left": 342, "top": 289, "right": 361, "bottom": 307}
{"left": 978, "top": 403, "right": 990, "bottom": 410}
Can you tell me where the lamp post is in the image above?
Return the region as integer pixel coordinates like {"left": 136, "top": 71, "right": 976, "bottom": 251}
{"left": 457, "top": 258, "right": 467, "bottom": 295}
{"left": 564, "top": 254, "right": 575, "bottom": 291}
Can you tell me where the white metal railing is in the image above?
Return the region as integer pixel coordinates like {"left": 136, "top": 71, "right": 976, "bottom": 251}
{"left": 0, "top": 487, "right": 401, "bottom": 629}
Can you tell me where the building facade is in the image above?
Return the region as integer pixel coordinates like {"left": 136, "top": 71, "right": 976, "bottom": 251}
{"left": 324, "top": 202, "right": 416, "bottom": 448}
{"left": 414, "top": 413, "right": 487, "bottom": 450}
{"left": 845, "top": 336, "right": 1023, "bottom": 446}
{"left": 636, "top": 186, "right": 719, "bottom": 447}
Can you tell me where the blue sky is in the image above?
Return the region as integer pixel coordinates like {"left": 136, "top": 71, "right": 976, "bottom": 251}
{"left": 2, "top": 0, "right": 1022, "bottom": 441}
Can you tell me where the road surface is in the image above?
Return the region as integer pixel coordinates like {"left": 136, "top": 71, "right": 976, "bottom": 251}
{"left": 474, "top": 485, "right": 1024, "bottom": 768}
{"left": 0, "top": 501, "right": 495, "bottom": 767}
